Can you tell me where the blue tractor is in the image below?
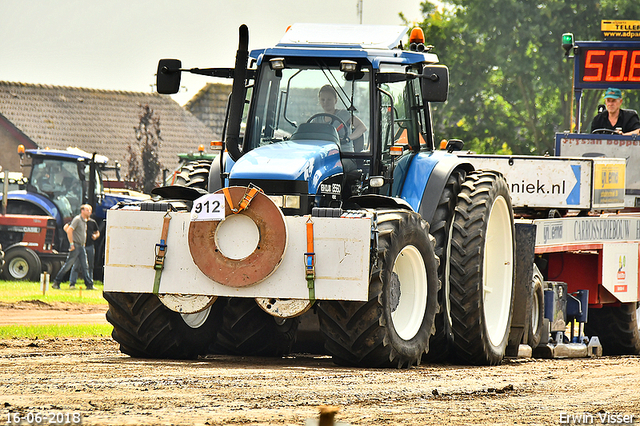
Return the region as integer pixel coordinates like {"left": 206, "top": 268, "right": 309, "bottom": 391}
{"left": 0, "top": 147, "right": 146, "bottom": 280}
{"left": 104, "top": 24, "right": 526, "bottom": 367}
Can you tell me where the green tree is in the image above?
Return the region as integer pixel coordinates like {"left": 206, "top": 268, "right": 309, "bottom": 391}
{"left": 412, "top": 0, "right": 640, "bottom": 154}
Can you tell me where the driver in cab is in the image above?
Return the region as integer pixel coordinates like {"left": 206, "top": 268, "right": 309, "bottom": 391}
{"left": 316, "top": 85, "right": 367, "bottom": 151}
{"left": 590, "top": 87, "right": 640, "bottom": 135}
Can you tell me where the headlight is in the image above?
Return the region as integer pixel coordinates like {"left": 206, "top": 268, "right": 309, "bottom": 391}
{"left": 268, "top": 195, "right": 300, "bottom": 209}
{"left": 283, "top": 195, "right": 300, "bottom": 209}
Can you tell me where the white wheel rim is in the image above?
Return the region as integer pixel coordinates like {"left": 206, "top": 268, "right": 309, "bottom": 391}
{"left": 391, "top": 245, "right": 428, "bottom": 341}
{"left": 483, "top": 196, "right": 514, "bottom": 347}
{"left": 181, "top": 306, "right": 212, "bottom": 329}
{"left": 158, "top": 294, "right": 216, "bottom": 314}
{"left": 9, "top": 257, "right": 29, "bottom": 279}
{"left": 531, "top": 285, "right": 540, "bottom": 335}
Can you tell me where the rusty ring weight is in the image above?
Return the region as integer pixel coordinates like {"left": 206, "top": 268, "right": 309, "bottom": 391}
{"left": 188, "top": 186, "right": 287, "bottom": 287}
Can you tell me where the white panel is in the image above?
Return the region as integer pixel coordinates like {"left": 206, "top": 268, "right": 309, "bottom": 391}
{"left": 461, "top": 155, "right": 591, "bottom": 209}
{"left": 105, "top": 210, "right": 371, "bottom": 301}
{"left": 602, "top": 242, "right": 639, "bottom": 303}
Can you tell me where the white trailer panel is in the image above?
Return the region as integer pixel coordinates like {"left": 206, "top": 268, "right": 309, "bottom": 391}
{"left": 602, "top": 242, "right": 639, "bottom": 303}
{"left": 461, "top": 154, "right": 625, "bottom": 210}
{"left": 104, "top": 210, "right": 371, "bottom": 301}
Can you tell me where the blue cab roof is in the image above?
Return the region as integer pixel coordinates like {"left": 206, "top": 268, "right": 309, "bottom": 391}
{"left": 249, "top": 23, "right": 440, "bottom": 69}
{"left": 26, "top": 148, "right": 109, "bottom": 164}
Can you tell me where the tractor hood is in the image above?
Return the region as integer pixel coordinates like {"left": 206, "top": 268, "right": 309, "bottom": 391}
{"left": 229, "top": 140, "right": 343, "bottom": 194}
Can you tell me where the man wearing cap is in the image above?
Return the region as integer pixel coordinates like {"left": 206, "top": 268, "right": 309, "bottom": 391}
{"left": 590, "top": 88, "right": 640, "bottom": 135}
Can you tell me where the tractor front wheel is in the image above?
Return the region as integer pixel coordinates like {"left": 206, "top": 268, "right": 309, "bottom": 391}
{"left": 105, "top": 292, "right": 222, "bottom": 359}
{"left": 317, "top": 211, "right": 439, "bottom": 368}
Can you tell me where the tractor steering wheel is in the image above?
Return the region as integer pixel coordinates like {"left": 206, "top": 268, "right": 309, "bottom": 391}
{"left": 592, "top": 128, "right": 620, "bottom": 135}
{"left": 307, "top": 113, "right": 350, "bottom": 144}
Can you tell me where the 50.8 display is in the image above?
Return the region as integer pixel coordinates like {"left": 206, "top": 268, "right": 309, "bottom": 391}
{"left": 580, "top": 48, "right": 640, "bottom": 83}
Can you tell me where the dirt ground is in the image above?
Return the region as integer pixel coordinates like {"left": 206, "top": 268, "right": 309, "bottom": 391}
{"left": 1, "top": 302, "right": 640, "bottom": 426}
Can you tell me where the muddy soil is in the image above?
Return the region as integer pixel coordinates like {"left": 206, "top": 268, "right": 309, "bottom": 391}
{"left": 1, "top": 303, "right": 639, "bottom": 426}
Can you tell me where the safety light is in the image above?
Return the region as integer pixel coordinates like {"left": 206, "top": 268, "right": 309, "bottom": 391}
{"left": 340, "top": 60, "right": 358, "bottom": 73}
{"left": 211, "top": 140, "right": 223, "bottom": 149}
{"left": 390, "top": 145, "right": 404, "bottom": 156}
{"left": 17, "top": 144, "right": 25, "bottom": 155}
{"left": 269, "top": 57, "right": 286, "bottom": 70}
{"left": 198, "top": 144, "right": 205, "bottom": 152}
{"left": 369, "top": 177, "right": 385, "bottom": 188}
{"left": 409, "top": 27, "right": 426, "bottom": 52}
{"left": 562, "top": 33, "right": 574, "bottom": 57}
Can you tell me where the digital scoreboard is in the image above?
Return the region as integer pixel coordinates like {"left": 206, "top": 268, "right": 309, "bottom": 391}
{"left": 575, "top": 41, "right": 640, "bottom": 89}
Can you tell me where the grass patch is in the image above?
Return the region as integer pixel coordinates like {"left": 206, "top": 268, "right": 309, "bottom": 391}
{"left": 0, "top": 280, "right": 111, "bottom": 338}
{"left": 0, "top": 280, "right": 107, "bottom": 305}
{"left": 0, "top": 324, "right": 113, "bottom": 339}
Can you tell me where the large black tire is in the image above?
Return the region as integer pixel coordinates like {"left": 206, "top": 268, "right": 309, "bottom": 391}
{"left": 1, "top": 246, "right": 42, "bottom": 281}
{"left": 424, "top": 169, "right": 465, "bottom": 362}
{"left": 449, "top": 171, "right": 516, "bottom": 365}
{"left": 104, "top": 292, "right": 222, "bottom": 359}
{"left": 527, "top": 264, "right": 545, "bottom": 348}
{"left": 317, "top": 211, "right": 439, "bottom": 368}
{"left": 585, "top": 303, "right": 640, "bottom": 355}
{"left": 212, "top": 298, "right": 299, "bottom": 356}
{"left": 172, "top": 159, "right": 212, "bottom": 190}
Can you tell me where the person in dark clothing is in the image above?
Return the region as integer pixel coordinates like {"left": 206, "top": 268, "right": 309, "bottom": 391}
{"left": 590, "top": 87, "right": 640, "bottom": 135}
{"left": 70, "top": 215, "right": 100, "bottom": 286}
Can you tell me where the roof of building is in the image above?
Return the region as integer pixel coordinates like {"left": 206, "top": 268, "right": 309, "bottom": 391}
{"left": 0, "top": 81, "right": 217, "bottom": 173}
{"left": 184, "top": 83, "right": 232, "bottom": 139}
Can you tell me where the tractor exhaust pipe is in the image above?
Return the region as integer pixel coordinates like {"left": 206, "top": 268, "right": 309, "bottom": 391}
{"left": 225, "top": 24, "right": 249, "bottom": 162}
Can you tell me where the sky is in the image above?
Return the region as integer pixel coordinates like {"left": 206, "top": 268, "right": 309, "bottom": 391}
{"left": 1, "top": 0, "right": 427, "bottom": 105}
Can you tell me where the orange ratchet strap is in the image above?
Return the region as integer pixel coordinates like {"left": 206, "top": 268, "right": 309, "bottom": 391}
{"left": 223, "top": 184, "right": 262, "bottom": 214}
{"left": 304, "top": 216, "right": 316, "bottom": 301}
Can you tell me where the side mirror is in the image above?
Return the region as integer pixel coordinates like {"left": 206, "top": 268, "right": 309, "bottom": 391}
{"left": 446, "top": 139, "right": 464, "bottom": 153}
{"left": 157, "top": 59, "right": 182, "bottom": 94}
{"left": 421, "top": 65, "right": 449, "bottom": 103}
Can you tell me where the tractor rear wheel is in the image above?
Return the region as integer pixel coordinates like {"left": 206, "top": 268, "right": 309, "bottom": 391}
{"left": 172, "top": 159, "right": 212, "bottom": 190}
{"left": 585, "top": 303, "right": 640, "bottom": 355}
{"left": 1, "top": 246, "right": 41, "bottom": 281}
{"left": 212, "top": 298, "right": 299, "bottom": 356}
{"left": 104, "top": 292, "right": 222, "bottom": 359}
{"left": 424, "top": 169, "right": 465, "bottom": 362}
{"left": 449, "top": 171, "right": 516, "bottom": 365}
{"left": 317, "top": 211, "right": 439, "bottom": 368}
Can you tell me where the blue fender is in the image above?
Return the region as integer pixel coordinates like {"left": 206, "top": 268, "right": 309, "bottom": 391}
{"left": 0, "top": 191, "right": 63, "bottom": 224}
{"left": 397, "top": 150, "right": 475, "bottom": 224}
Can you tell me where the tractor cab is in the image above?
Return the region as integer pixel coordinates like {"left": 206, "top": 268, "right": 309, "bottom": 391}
{"left": 25, "top": 149, "right": 106, "bottom": 225}
{"left": 224, "top": 24, "right": 449, "bottom": 214}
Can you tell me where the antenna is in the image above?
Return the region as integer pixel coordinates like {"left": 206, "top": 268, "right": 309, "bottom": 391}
{"left": 357, "top": 0, "right": 363, "bottom": 24}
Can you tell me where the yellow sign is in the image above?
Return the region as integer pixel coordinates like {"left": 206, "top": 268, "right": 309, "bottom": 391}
{"left": 601, "top": 20, "right": 640, "bottom": 39}
{"left": 594, "top": 162, "right": 625, "bottom": 204}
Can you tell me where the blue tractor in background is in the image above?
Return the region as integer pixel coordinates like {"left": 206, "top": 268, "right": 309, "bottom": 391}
{"left": 0, "top": 147, "right": 146, "bottom": 280}
{"left": 103, "top": 24, "right": 530, "bottom": 367}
